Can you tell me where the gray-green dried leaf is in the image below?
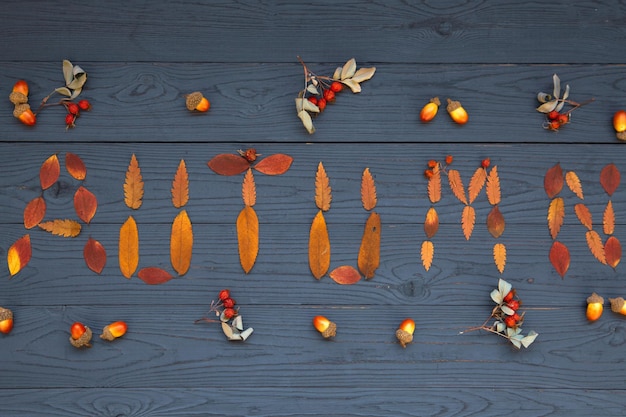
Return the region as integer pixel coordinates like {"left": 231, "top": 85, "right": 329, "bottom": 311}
{"left": 350, "top": 67, "right": 376, "bottom": 83}
{"left": 342, "top": 79, "right": 361, "bottom": 93}
{"left": 298, "top": 110, "right": 315, "bottom": 134}
{"left": 55, "top": 87, "right": 72, "bottom": 97}
{"left": 63, "top": 60, "right": 74, "bottom": 86}
{"left": 340, "top": 58, "right": 357, "bottom": 80}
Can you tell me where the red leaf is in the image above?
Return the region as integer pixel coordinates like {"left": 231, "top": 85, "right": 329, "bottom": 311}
{"left": 65, "top": 152, "right": 87, "bottom": 180}
{"left": 207, "top": 154, "right": 251, "bottom": 176}
{"left": 84, "top": 238, "right": 107, "bottom": 274}
{"left": 253, "top": 154, "right": 293, "bottom": 175}
{"left": 40, "top": 154, "right": 60, "bottom": 190}
{"left": 7, "top": 234, "right": 32, "bottom": 276}
{"left": 544, "top": 163, "right": 564, "bottom": 198}
{"left": 74, "top": 186, "right": 98, "bottom": 224}
{"left": 605, "top": 236, "right": 622, "bottom": 269}
{"left": 600, "top": 163, "right": 621, "bottom": 196}
{"left": 23, "top": 196, "right": 46, "bottom": 229}
{"left": 549, "top": 240, "right": 570, "bottom": 278}
{"left": 138, "top": 267, "right": 174, "bottom": 285}
{"left": 329, "top": 265, "right": 362, "bottom": 285}
{"left": 486, "top": 205, "right": 505, "bottom": 238}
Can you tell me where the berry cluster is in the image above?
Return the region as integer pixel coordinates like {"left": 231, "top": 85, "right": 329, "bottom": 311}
{"left": 306, "top": 80, "right": 344, "bottom": 113}
{"left": 424, "top": 154, "right": 454, "bottom": 179}
{"left": 63, "top": 99, "right": 92, "bottom": 130}
{"left": 196, "top": 289, "right": 253, "bottom": 341}
{"left": 536, "top": 73, "right": 593, "bottom": 131}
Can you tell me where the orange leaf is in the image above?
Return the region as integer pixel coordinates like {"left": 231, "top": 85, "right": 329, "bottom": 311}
{"left": 544, "top": 163, "right": 564, "bottom": 198}
{"left": 329, "top": 265, "right": 361, "bottom": 285}
{"left": 138, "top": 267, "right": 174, "bottom": 285}
{"left": 253, "top": 153, "right": 293, "bottom": 175}
{"left": 357, "top": 212, "right": 381, "bottom": 279}
{"left": 424, "top": 207, "right": 439, "bottom": 238}
{"left": 493, "top": 242, "right": 506, "bottom": 274}
{"left": 361, "top": 167, "right": 377, "bottom": 211}
{"left": 574, "top": 203, "right": 593, "bottom": 231}
{"left": 171, "top": 159, "right": 189, "bottom": 208}
{"left": 428, "top": 165, "right": 441, "bottom": 204}
{"left": 84, "top": 237, "right": 106, "bottom": 274}
{"left": 487, "top": 205, "right": 505, "bottom": 238}
{"left": 547, "top": 197, "right": 565, "bottom": 239}
{"left": 38, "top": 219, "right": 81, "bottom": 237}
{"left": 23, "top": 196, "right": 46, "bottom": 229}
{"left": 242, "top": 168, "right": 256, "bottom": 207}
{"left": 7, "top": 234, "right": 31, "bottom": 277}
{"left": 550, "top": 240, "right": 570, "bottom": 278}
{"left": 40, "top": 154, "right": 60, "bottom": 190}
{"left": 421, "top": 240, "right": 434, "bottom": 271}
{"left": 237, "top": 206, "right": 259, "bottom": 274}
{"left": 315, "top": 162, "right": 332, "bottom": 211}
{"left": 600, "top": 163, "right": 620, "bottom": 196}
{"left": 208, "top": 153, "right": 250, "bottom": 176}
{"left": 74, "top": 186, "right": 97, "bottom": 224}
{"left": 605, "top": 236, "right": 622, "bottom": 269}
{"left": 603, "top": 200, "right": 615, "bottom": 236}
{"left": 486, "top": 166, "right": 501, "bottom": 206}
{"left": 461, "top": 205, "right": 475, "bottom": 240}
{"left": 65, "top": 152, "right": 87, "bottom": 181}
{"left": 468, "top": 167, "right": 487, "bottom": 204}
{"left": 119, "top": 215, "right": 139, "bottom": 278}
{"left": 448, "top": 169, "right": 467, "bottom": 205}
{"left": 170, "top": 210, "right": 193, "bottom": 276}
{"left": 565, "top": 171, "right": 584, "bottom": 200}
{"left": 124, "top": 154, "right": 144, "bottom": 209}
{"left": 586, "top": 230, "right": 606, "bottom": 264}
{"left": 309, "top": 210, "right": 330, "bottom": 279}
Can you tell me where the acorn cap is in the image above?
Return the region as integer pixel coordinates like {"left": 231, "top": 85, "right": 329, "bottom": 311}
{"left": 587, "top": 292, "right": 604, "bottom": 304}
{"left": 0, "top": 307, "right": 13, "bottom": 321}
{"left": 69, "top": 325, "right": 92, "bottom": 348}
{"left": 396, "top": 328, "right": 413, "bottom": 348}
{"left": 9, "top": 91, "right": 28, "bottom": 105}
{"left": 609, "top": 297, "right": 625, "bottom": 312}
{"left": 185, "top": 92, "right": 204, "bottom": 110}
{"left": 321, "top": 321, "right": 337, "bottom": 339}
{"left": 13, "top": 103, "right": 31, "bottom": 118}
{"left": 100, "top": 326, "right": 115, "bottom": 341}
{"left": 617, "top": 132, "right": 626, "bottom": 141}
{"left": 430, "top": 97, "right": 441, "bottom": 106}
{"left": 446, "top": 98, "right": 462, "bottom": 112}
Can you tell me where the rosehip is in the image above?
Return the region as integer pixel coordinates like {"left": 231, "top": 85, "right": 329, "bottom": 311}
{"left": 69, "top": 322, "right": 92, "bottom": 348}
{"left": 547, "top": 110, "right": 560, "bottom": 121}
{"left": 586, "top": 293, "right": 604, "bottom": 322}
{"left": 445, "top": 155, "right": 453, "bottom": 165}
{"left": 317, "top": 98, "right": 327, "bottom": 112}
{"left": 613, "top": 110, "right": 626, "bottom": 141}
{"left": 446, "top": 98, "right": 468, "bottom": 124}
{"left": 238, "top": 148, "right": 258, "bottom": 162}
{"left": 223, "top": 298, "right": 236, "bottom": 308}
{"left": 548, "top": 120, "right": 561, "bottom": 130}
{"left": 307, "top": 96, "right": 318, "bottom": 106}
{"left": 481, "top": 158, "right": 490, "bottom": 169}
{"left": 100, "top": 321, "right": 128, "bottom": 341}
{"left": 67, "top": 102, "right": 80, "bottom": 115}
{"left": 507, "top": 300, "right": 520, "bottom": 311}
{"left": 503, "top": 290, "right": 515, "bottom": 303}
{"left": 65, "top": 113, "right": 76, "bottom": 129}
{"left": 396, "top": 318, "right": 415, "bottom": 348}
{"left": 185, "top": 92, "right": 210, "bottom": 112}
{"left": 312, "top": 315, "right": 336, "bottom": 339}
{"left": 13, "top": 104, "right": 36, "bottom": 126}
{"left": 557, "top": 113, "right": 570, "bottom": 125}
{"left": 424, "top": 169, "right": 434, "bottom": 179}
{"left": 427, "top": 160, "right": 437, "bottom": 168}
{"left": 420, "top": 97, "right": 440, "bottom": 123}
{"left": 218, "top": 289, "right": 230, "bottom": 301}
{"left": 330, "top": 81, "right": 343, "bottom": 93}
{"left": 609, "top": 297, "right": 626, "bottom": 315}
{"left": 0, "top": 307, "right": 13, "bottom": 334}
{"left": 223, "top": 308, "right": 236, "bottom": 320}
{"left": 78, "top": 99, "right": 91, "bottom": 111}
{"left": 504, "top": 316, "right": 517, "bottom": 328}
{"left": 323, "top": 89, "right": 335, "bottom": 103}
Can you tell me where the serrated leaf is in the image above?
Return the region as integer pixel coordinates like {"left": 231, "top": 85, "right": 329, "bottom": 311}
{"left": 586, "top": 230, "right": 606, "bottom": 264}
{"left": 124, "top": 154, "right": 144, "bottom": 209}
{"left": 74, "top": 186, "right": 97, "bottom": 224}
{"left": 40, "top": 154, "right": 60, "bottom": 190}
{"left": 448, "top": 169, "right": 467, "bottom": 204}
{"left": 357, "top": 212, "right": 380, "bottom": 279}
{"left": 547, "top": 197, "right": 565, "bottom": 239}
{"left": 421, "top": 240, "right": 434, "bottom": 271}
{"left": 424, "top": 207, "right": 439, "bottom": 238}
{"left": 171, "top": 210, "right": 193, "bottom": 276}
{"left": 119, "top": 215, "right": 139, "bottom": 279}
{"left": 340, "top": 58, "right": 357, "bottom": 80}
{"left": 487, "top": 205, "right": 506, "bottom": 238}
{"left": 315, "top": 162, "right": 332, "bottom": 211}
{"left": 208, "top": 153, "right": 251, "bottom": 176}
{"left": 361, "top": 168, "right": 377, "bottom": 211}
{"left": 171, "top": 159, "right": 189, "bottom": 208}
{"left": 329, "top": 265, "right": 361, "bottom": 285}
{"left": 350, "top": 67, "right": 376, "bottom": 83}
{"left": 461, "top": 205, "right": 475, "bottom": 240}
{"left": 39, "top": 219, "right": 81, "bottom": 237}
{"left": 600, "top": 163, "right": 620, "bottom": 196}
{"left": 309, "top": 210, "right": 330, "bottom": 279}
{"left": 428, "top": 165, "right": 441, "bottom": 204}
{"left": 138, "top": 267, "right": 174, "bottom": 285}
{"left": 486, "top": 166, "right": 501, "bottom": 206}
{"left": 605, "top": 236, "right": 622, "bottom": 269}
{"left": 242, "top": 169, "right": 256, "bottom": 207}
{"left": 65, "top": 152, "right": 87, "bottom": 180}
{"left": 550, "top": 240, "right": 570, "bottom": 278}
{"left": 298, "top": 109, "right": 315, "bottom": 134}
{"left": 7, "top": 234, "right": 31, "bottom": 277}
{"left": 84, "top": 238, "right": 106, "bottom": 274}
{"left": 341, "top": 79, "right": 361, "bottom": 93}
{"left": 574, "top": 203, "right": 593, "bottom": 230}
{"left": 494, "top": 243, "right": 506, "bottom": 274}
{"left": 237, "top": 206, "right": 259, "bottom": 274}
{"left": 23, "top": 196, "right": 46, "bottom": 229}
{"left": 565, "top": 171, "right": 584, "bottom": 199}
{"left": 253, "top": 154, "right": 294, "bottom": 176}
{"left": 468, "top": 167, "right": 487, "bottom": 204}
{"left": 603, "top": 200, "right": 615, "bottom": 236}
{"left": 544, "top": 163, "right": 564, "bottom": 198}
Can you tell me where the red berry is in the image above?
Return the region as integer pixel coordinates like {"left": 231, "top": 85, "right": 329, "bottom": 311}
{"left": 222, "top": 298, "right": 236, "bottom": 308}
{"left": 424, "top": 169, "right": 434, "bottom": 179}
{"left": 507, "top": 300, "right": 520, "bottom": 311}
{"left": 78, "top": 99, "right": 91, "bottom": 111}
{"left": 503, "top": 290, "right": 515, "bottom": 303}
{"left": 65, "top": 113, "right": 76, "bottom": 128}
{"left": 427, "top": 159, "right": 437, "bottom": 168}
{"left": 67, "top": 102, "right": 80, "bottom": 115}
{"left": 223, "top": 308, "right": 236, "bottom": 319}
{"left": 323, "top": 89, "right": 335, "bottom": 103}
{"left": 218, "top": 289, "right": 230, "bottom": 301}
{"left": 330, "top": 81, "right": 343, "bottom": 93}
{"left": 445, "top": 155, "right": 453, "bottom": 165}
{"left": 317, "top": 98, "right": 327, "bottom": 112}
{"left": 481, "top": 158, "right": 490, "bottom": 169}
{"left": 307, "top": 96, "right": 318, "bottom": 105}
{"left": 504, "top": 316, "right": 517, "bottom": 328}
{"left": 547, "top": 110, "right": 560, "bottom": 121}
{"left": 511, "top": 313, "right": 521, "bottom": 322}
{"left": 558, "top": 113, "right": 570, "bottom": 125}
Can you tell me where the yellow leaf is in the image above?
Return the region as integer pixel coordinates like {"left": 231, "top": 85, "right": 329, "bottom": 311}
{"left": 170, "top": 210, "right": 193, "bottom": 275}
{"left": 421, "top": 240, "right": 434, "bottom": 271}
{"left": 171, "top": 159, "right": 189, "bottom": 208}
{"left": 547, "top": 197, "right": 565, "bottom": 239}
{"left": 309, "top": 210, "right": 330, "bottom": 279}
{"left": 493, "top": 243, "right": 506, "bottom": 274}
{"left": 565, "top": 171, "right": 584, "bottom": 200}
{"left": 461, "top": 205, "right": 475, "bottom": 240}
{"left": 119, "top": 215, "right": 139, "bottom": 279}
{"left": 315, "top": 162, "right": 332, "bottom": 211}
{"left": 448, "top": 169, "right": 467, "bottom": 205}
{"left": 428, "top": 165, "right": 441, "bottom": 204}
{"left": 38, "top": 219, "right": 81, "bottom": 238}
{"left": 604, "top": 200, "right": 615, "bottom": 236}
{"left": 357, "top": 212, "right": 381, "bottom": 279}
{"left": 486, "top": 166, "right": 501, "bottom": 205}
{"left": 468, "top": 167, "right": 487, "bottom": 204}
{"left": 7, "top": 235, "right": 31, "bottom": 277}
{"left": 586, "top": 230, "right": 606, "bottom": 264}
{"left": 242, "top": 168, "right": 256, "bottom": 207}
{"left": 124, "top": 154, "right": 144, "bottom": 209}
{"left": 237, "top": 206, "right": 259, "bottom": 274}
{"left": 361, "top": 168, "right": 377, "bottom": 211}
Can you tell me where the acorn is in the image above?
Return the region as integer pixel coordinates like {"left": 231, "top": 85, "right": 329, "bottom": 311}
{"left": 0, "top": 307, "right": 14, "bottom": 334}
{"left": 185, "top": 92, "right": 210, "bottom": 112}
{"left": 586, "top": 293, "right": 604, "bottom": 322}
{"left": 420, "top": 97, "right": 440, "bottom": 122}
{"left": 100, "top": 321, "right": 128, "bottom": 341}
{"left": 69, "top": 322, "right": 92, "bottom": 348}
{"left": 13, "top": 103, "right": 36, "bottom": 126}
{"left": 446, "top": 98, "right": 469, "bottom": 125}
{"left": 609, "top": 297, "right": 626, "bottom": 316}
{"left": 613, "top": 110, "right": 626, "bottom": 141}
{"left": 312, "top": 315, "right": 336, "bottom": 339}
{"left": 395, "top": 318, "right": 415, "bottom": 348}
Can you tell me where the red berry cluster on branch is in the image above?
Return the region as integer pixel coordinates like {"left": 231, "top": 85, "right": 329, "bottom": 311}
{"left": 196, "top": 289, "right": 253, "bottom": 341}
{"left": 63, "top": 99, "right": 92, "bottom": 130}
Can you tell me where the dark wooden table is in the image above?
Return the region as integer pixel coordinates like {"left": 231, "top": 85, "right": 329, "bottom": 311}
{"left": 2, "top": 1, "right": 626, "bottom": 415}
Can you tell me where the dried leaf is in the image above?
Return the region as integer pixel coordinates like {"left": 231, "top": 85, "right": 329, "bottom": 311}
{"left": 329, "top": 265, "right": 361, "bottom": 285}
{"left": 40, "top": 154, "right": 60, "bottom": 190}
{"left": 486, "top": 166, "right": 501, "bottom": 205}
{"left": 424, "top": 207, "right": 439, "bottom": 238}
{"left": 468, "top": 167, "right": 487, "bottom": 204}
{"left": 119, "top": 215, "right": 139, "bottom": 279}
{"left": 340, "top": 58, "right": 357, "bottom": 80}
{"left": 600, "top": 163, "right": 620, "bottom": 196}
{"left": 65, "top": 152, "right": 87, "bottom": 180}
{"left": 493, "top": 243, "right": 507, "bottom": 274}
{"left": 171, "top": 159, "right": 189, "bottom": 208}
{"left": 421, "top": 240, "right": 434, "bottom": 271}
{"left": 487, "top": 205, "right": 506, "bottom": 238}
{"left": 586, "top": 230, "right": 606, "bottom": 264}
{"left": 253, "top": 154, "right": 294, "bottom": 176}
{"left": 550, "top": 240, "right": 570, "bottom": 278}
{"left": 341, "top": 79, "right": 361, "bottom": 93}
{"left": 74, "top": 186, "right": 97, "bottom": 224}
{"left": 298, "top": 109, "right": 315, "bottom": 134}
{"left": 544, "top": 163, "right": 564, "bottom": 198}
{"left": 309, "top": 210, "right": 330, "bottom": 279}
{"left": 605, "top": 236, "right": 622, "bottom": 269}
{"left": 242, "top": 169, "right": 256, "bottom": 207}
{"left": 23, "top": 196, "right": 46, "bottom": 229}
{"left": 428, "top": 165, "right": 441, "bottom": 204}
{"left": 237, "top": 206, "right": 259, "bottom": 274}
{"left": 62, "top": 59, "right": 74, "bottom": 86}
{"left": 461, "top": 205, "right": 475, "bottom": 240}
{"left": 361, "top": 168, "right": 377, "bottom": 211}
{"left": 84, "top": 237, "right": 106, "bottom": 274}
{"left": 350, "top": 67, "right": 376, "bottom": 83}
{"left": 38, "top": 219, "right": 81, "bottom": 237}
{"left": 7, "top": 234, "right": 31, "bottom": 276}
{"left": 208, "top": 153, "right": 251, "bottom": 176}
{"left": 170, "top": 210, "right": 193, "bottom": 276}
{"left": 124, "top": 154, "right": 144, "bottom": 209}
{"left": 547, "top": 197, "right": 565, "bottom": 239}
{"left": 315, "top": 162, "right": 332, "bottom": 211}
{"left": 357, "top": 212, "right": 381, "bottom": 279}
{"left": 604, "top": 200, "right": 615, "bottom": 236}
{"left": 565, "top": 171, "right": 584, "bottom": 200}
{"left": 138, "top": 267, "right": 174, "bottom": 285}
{"left": 574, "top": 203, "right": 593, "bottom": 231}
{"left": 448, "top": 169, "right": 467, "bottom": 205}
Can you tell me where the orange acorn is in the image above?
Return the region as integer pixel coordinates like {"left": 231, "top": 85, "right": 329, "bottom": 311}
{"left": 12, "top": 80, "right": 29, "bottom": 96}
{"left": 420, "top": 97, "right": 440, "bottom": 122}
{"left": 586, "top": 293, "right": 604, "bottom": 322}
{"left": 395, "top": 318, "right": 415, "bottom": 348}
{"left": 100, "top": 321, "right": 128, "bottom": 341}
{"left": 13, "top": 104, "right": 36, "bottom": 126}
{"left": 312, "top": 315, "right": 336, "bottom": 339}
{"left": 446, "top": 98, "right": 468, "bottom": 125}
{"left": 69, "top": 322, "right": 92, "bottom": 348}
{"left": 185, "top": 92, "right": 210, "bottom": 112}
{"left": 0, "top": 307, "right": 14, "bottom": 334}
{"left": 609, "top": 297, "right": 626, "bottom": 316}
{"left": 613, "top": 110, "right": 626, "bottom": 141}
